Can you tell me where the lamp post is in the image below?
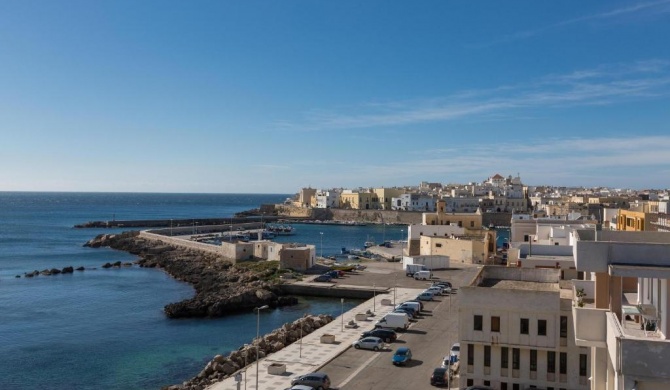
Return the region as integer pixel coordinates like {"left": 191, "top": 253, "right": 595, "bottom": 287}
{"left": 320, "top": 232, "right": 324, "bottom": 258}
{"left": 254, "top": 305, "right": 269, "bottom": 390}
{"left": 373, "top": 283, "right": 376, "bottom": 312}
{"left": 243, "top": 344, "right": 249, "bottom": 390}
{"left": 340, "top": 298, "right": 344, "bottom": 332}
{"left": 299, "top": 320, "right": 303, "bottom": 358}
{"left": 170, "top": 219, "right": 173, "bottom": 236}
{"left": 393, "top": 273, "right": 397, "bottom": 306}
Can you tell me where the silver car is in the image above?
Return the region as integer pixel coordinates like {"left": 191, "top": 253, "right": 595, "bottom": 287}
{"left": 352, "top": 336, "right": 383, "bottom": 351}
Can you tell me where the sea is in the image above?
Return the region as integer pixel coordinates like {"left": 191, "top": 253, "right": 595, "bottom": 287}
{"left": 0, "top": 192, "right": 510, "bottom": 390}
{"left": 0, "top": 192, "right": 373, "bottom": 390}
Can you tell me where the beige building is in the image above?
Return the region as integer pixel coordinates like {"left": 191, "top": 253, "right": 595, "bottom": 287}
{"left": 418, "top": 230, "right": 496, "bottom": 265}
{"left": 572, "top": 230, "right": 670, "bottom": 390}
{"left": 423, "top": 199, "right": 483, "bottom": 228}
{"left": 373, "top": 187, "right": 405, "bottom": 210}
{"left": 298, "top": 187, "right": 317, "bottom": 208}
{"left": 459, "top": 267, "right": 589, "bottom": 390}
{"left": 221, "top": 240, "right": 315, "bottom": 271}
{"left": 339, "top": 189, "right": 379, "bottom": 210}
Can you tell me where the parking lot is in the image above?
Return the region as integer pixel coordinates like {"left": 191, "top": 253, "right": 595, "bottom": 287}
{"left": 316, "top": 262, "right": 479, "bottom": 389}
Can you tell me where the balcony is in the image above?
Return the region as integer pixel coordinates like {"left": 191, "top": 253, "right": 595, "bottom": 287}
{"left": 606, "top": 312, "right": 670, "bottom": 380}
{"left": 572, "top": 280, "right": 607, "bottom": 348}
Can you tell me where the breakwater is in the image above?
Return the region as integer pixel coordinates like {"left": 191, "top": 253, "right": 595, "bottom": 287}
{"left": 84, "top": 231, "right": 298, "bottom": 318}
{"left": 74, "top": 216, "right": 281, "bottom": 229}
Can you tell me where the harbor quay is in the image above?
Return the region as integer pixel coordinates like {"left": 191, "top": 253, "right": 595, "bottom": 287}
{"left": 208, "top": 287, "right": 423, "bottom": 390}
{"left": 208, "top": 262, "right": 480, "bottom": 390}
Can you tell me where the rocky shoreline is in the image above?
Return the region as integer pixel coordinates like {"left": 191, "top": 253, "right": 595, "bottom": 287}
{"left": 84, "top": 231, "right": 299, "bottom": 318}
{"left": 164, "top": 314, "right": 334, "bottom": 390}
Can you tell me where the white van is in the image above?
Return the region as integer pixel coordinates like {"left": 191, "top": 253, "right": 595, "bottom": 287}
{"left": 405, "top": 264, "right": 427, "bottom": 276}
{"left": 414, "top": 270, "right": 432, "bottom": 280}
{"left": 374, "top": 312, "right": 410, "bottom": 331}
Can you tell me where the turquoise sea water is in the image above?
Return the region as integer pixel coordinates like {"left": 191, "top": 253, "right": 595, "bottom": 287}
{"left": 0, "top": 192, "right": 368, "bottom": 390}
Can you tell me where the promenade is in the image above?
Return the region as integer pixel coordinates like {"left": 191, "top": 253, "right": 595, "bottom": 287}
{"left": 208, "top": 287, "right": 423, "bottom": 390}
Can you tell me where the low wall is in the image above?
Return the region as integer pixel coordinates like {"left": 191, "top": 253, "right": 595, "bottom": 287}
{"left": 280, "top": 284, "right": 387, "bottom": 299}
{"left": 138, "top": 231, "right": 233, "bottom": 261}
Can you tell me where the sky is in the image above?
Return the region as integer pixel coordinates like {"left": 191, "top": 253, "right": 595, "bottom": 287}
{"left": 1, "top": 1, "right": 669, "bottom": 193}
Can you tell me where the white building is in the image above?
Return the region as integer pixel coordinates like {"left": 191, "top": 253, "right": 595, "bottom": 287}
{"left": 459, "top": 266, "right": 589, "bottom": 390}
{"left": 391, "top": 193, "right": 436, "bottom": 211}
{"left": 315, "top": 190, "right": 340, "bottom": 209}
{"left": 572, "top": 230, "right": 670, "bottom": 390}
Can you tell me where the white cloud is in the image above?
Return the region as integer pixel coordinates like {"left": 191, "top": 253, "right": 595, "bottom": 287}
{"left": 277, "top": 60, "right": 670, "bottom": 131}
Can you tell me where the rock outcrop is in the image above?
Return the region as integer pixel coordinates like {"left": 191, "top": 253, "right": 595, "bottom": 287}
{"left": 163, "top": 314, "right": 334, "bottom": 390}
{"left": 84, "top": 231, "right": 298, "bottom": 318}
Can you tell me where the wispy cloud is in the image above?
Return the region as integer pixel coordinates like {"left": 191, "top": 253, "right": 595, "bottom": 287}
{"left": 278, "top": 59, "right": 670, "bottom": 131}
{"left": 476, "top": 0, "right": 670, "bottom": 47}
{"left": 333, "top": 135, "right": 670, "bottom": 189}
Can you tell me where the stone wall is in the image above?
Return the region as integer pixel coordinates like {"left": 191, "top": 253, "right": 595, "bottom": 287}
{"left": 139, "top": 231, "right": 228, "bottom": 258}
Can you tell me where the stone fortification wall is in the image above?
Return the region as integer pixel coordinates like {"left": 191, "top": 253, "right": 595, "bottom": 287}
{"left": 274, "top": 205, "right": 314, "bottom": 218}
{"left": 329, "top": 209, "right": 423, "bottom": 224}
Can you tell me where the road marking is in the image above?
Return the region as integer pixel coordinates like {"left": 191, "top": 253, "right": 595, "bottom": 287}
{"left": 336, "top": 351, "right": 380, "bottom": 389}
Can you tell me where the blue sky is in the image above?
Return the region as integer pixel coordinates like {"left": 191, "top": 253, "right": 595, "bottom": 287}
{"left": 1, "top": 1, "right": 669, "bottom": 193}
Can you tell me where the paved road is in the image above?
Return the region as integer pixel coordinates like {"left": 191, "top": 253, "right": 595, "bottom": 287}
{"left": 319, "top": 265, "right": 480, "bottom": 390}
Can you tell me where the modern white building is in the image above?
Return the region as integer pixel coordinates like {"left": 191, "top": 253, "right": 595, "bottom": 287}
{"left": 315, "top": 190, "right": 340, "bottom": 209}
{"left": 391, "top": 193, "right": 436, "bottom": 211}
{"left": 572, "top": 230, "right": 670, "bottom": 390}
{"left": 459, "top": 266, "right": 589, "bottom": 390}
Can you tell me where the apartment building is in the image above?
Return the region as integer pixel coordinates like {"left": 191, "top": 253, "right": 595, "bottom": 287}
{"left": 572, "top": 230, "right": 670, "bottom": 390}
{"left": 423, "top": 200, "right": 483, "bottom": 228}
{"left": 459, "top": 267, "right": 589, "bottom": 390}
{"left": 374, "top": 187, "right": 405, "bottom": 210}
{"left": 391, "top": 193, "right": 436, "bottom": 212}
{"left": 315, "top": 190, "right": 340, "bottom": 209}
{"left": 339, "top": 189, "right": 379, "bottom": 210}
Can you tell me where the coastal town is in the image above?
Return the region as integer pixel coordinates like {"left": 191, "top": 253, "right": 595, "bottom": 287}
{"left": 79, "top": 173, "right": 670, "bottom": 390}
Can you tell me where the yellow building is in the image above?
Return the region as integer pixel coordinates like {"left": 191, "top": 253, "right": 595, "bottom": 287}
{"left": 339, "top": 190, "right": 379, "bottom": 210}
{"left": 373, "top": 188, "right": 405, "bottom": 210}
{"left": 422, "top": 199, "right": 483, "bottom": 228}
{"left": 617, "top": 209, "right": 647, "bottom": 231}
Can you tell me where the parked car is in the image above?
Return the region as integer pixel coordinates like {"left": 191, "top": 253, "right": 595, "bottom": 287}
{"left": 432, "top": 282, "right": 453, "bottom": 293}
{"left": 404, "top": 299, "right": 424, "bottom": 311}
{"left": 442, "top": 354, "right": 458, "bottom": 368}
{"left": 395, "top": 302, "right": 420, "bottom": 315}
{"left": 464, "top": 386, "right": 495, "bottom": 390}
{"left": 414, "top": 270, "right": 432, "bottom": 280}
{"left": 314, "top": 274, "right": 333, "bottom": 282}
{"left": 326, "top": 270, "right": 340, "bottom": 279}
{"left": 352, "top": 336, "right": 383, "bottom": 351}
{"left": 426, "top": 286, "right": 444, "bottom": 296}
{"left": 430, "top": 367, "right": 449, "bottom": 386}
{"left": 416, "top": 291, "right": 434, "bottom": 301}
{"left": 290, "top": 372, "right": 331, "bottom": 390}
{"left": 392, "top": 347, "right": 412, "bottom": 366}
{"left": 285, "top": 386, "right": 315, "bottom": 390}
{"left": 360, "top": 329, "right": 398, "bottom": 343}
{"left": 450, "top": 342, "right": 460, "bottom": 362}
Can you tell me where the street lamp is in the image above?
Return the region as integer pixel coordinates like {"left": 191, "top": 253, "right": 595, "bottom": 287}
{"left": 393, "top": 273, "right": 397, "bottom": 306}
{"left": 320, "top": 232, "right": 324, "bottom": 258}
{"left": 170, "top": 219, "right": 173, "bottom": 236}
{"left": 340, "top": 298, "right": 344, "bottom": 332}
{"left": 254, "top": 305, "right": 269, "bottom": 390}
{"left": 373, "top": 283, "right": 376, "bottom": 312}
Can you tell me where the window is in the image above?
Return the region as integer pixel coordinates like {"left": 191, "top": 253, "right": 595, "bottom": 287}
{"left": 513, "top": 384, "right": 520, "bottom": 390}
{"left": 530, "top": 349, "right": 537, "bottom": 371}
{"left": 491, "top": 316, "right": 500, "bottom": 332}
{"left": 538, "top": 319, "right": 547, "bottom": 336}
{"left": 484, "top": 381, "right": 491, "bottom": 386}
{"left": 436, "top": 243, "right": 442, "bottom": 248}
{"left": 484, "top": 345, "right": 491, "bottom": 367}
{"left": 501, "top": 347, "right": 509, "bottom": 369}
{"left": 474, "top": 315, "right": 483, "bottom": 331}
{"left": 560, "top": 352, "right": 567, "bottom": 374}
{"left": 520, "top": 318, "right": 529, "bottom": 334}
{"left": 471, "top": 221, "right": 475, "bottom": 227}
{"left": 467, "top": 344, "right": 474, "bottom": 365}
{"left": 560, "top": 316, "right": 568, "bottom": 338}
{"left": 579, "top": 354, "right": 587, "bottom": 377}
{"left": 512, "top": 348, "right": 520, "bottom": 370}
{"left": 547, "top": 351, "right": 556, "bottom": 373}
{"left": 467, "top": 379, "right": 473, "bottom": 386}
{"left": 501, "top": 383, "right": 508, "bottom": 390}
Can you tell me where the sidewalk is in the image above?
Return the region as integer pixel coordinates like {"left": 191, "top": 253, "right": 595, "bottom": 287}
{"left": 208, "top": 288, "right": 423, "bottom": 390}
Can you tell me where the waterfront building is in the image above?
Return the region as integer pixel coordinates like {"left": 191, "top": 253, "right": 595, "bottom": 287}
{"left": 315, "top": 190, "right": 340, "bottom": 209}
{"left": 299, "top": 187, "right": 317, "bottom": 208}
{"left": 391, "top": 193, "right": 436, "bottom": 212}
{"left": 459, "top": 266, "right": 589, "bottom": 390}
{"left": 374, "top": 187, "right": 405, "bottom": 210}
{"left": 340, "top": 189, "right": 379, "bottom": 210}
{"left": 418, "top": 230, "right": 496, "bottom": 265}
{"left": 572, "top": 230, "right": 670, "bottom": 389}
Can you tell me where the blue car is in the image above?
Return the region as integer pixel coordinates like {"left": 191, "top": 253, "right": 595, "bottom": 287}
{"left": 314, "top": 274, "right": 333, "bottom": 282}
{"left": 392, "top": 347, "right": 412, "bottom": 366}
